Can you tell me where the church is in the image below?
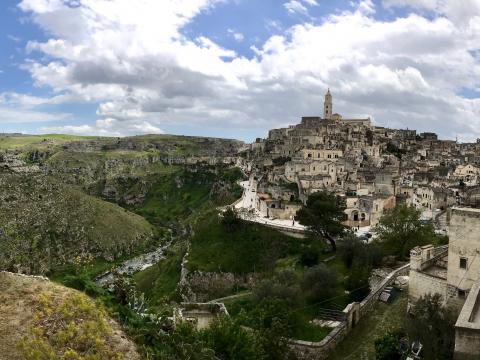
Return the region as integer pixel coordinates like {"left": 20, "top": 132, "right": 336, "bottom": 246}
{"left": 301, "top": 89, "right": 371, "bottom": 127}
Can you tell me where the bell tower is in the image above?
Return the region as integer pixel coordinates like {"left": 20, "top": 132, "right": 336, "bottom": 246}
{"left": 324, "top": 88, "right": 332, "bottom": 119}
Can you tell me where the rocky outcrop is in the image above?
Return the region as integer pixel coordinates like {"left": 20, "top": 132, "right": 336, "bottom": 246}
{"left": 181, "top": 268, "right": 259, "bottom": 302}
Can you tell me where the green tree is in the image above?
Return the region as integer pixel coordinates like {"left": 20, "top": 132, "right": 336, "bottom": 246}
{"left": 374, "top": 204, "right": 436, "bottom": 260}
{"left": 201, "top": 318, "right": 264, "bottom": 360}
{"left": 406, "top": 294, "right": 456, "bottom": 360}
{"left": 238, "top": 298, "right": 297, "bottom": 360}
{"left": 338, "top": 235, "right": 382, "bottom": 301}
{"left": 374, "top": 330, "right": 405, "bottom": 360}
{"left": 296, "top": 191, "right": 346, "bottom": 251}
{"left": 253, "top": 269, "right": 301, "bottom": 306}
{"left": 221, "top": 207, "right": 242, "bottom": 233}
{"left": 301, "top": 264, "right": 337, "bottom": 302}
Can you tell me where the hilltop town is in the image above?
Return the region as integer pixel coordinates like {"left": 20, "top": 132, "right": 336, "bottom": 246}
{"left": 239, "top": 90, "right": 480, "bottom": 229}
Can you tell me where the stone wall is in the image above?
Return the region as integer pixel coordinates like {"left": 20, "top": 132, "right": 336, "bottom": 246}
{"left": 408, "top": 268, "right": 447, "bottom": 304}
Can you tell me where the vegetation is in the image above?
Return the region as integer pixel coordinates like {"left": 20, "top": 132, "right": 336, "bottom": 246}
{"left": 272, "top": 156, "right": 291, "bottom": 167}
{"left": 374, "top": 330, "right": 406, "bottom": 360}
{"left": 18, "top": 293, "right": 123, "bottom": 360}
{"left": 296, "top": 191, "right": 346, "bottom": 251}
{"left": 221, "top": 207, "right": 242, "bottom": 232}
{"left": 330, "top": 291, "right": 408, "bottom": 359}
{"left": 0, "top": 272, "right": 138, "bottom": 360}
{"left": 134, "top": 241, "right": 186, "bottom": 305}
{"left": 406, "top": 294, "right": 456, "bottom": 360}
{"left": 386, "top": 142, "right": 408, "bottom": 159}
{"left": 188, "top": 211, "right": 300, "bottom": 273}
{"left": 374, "top": 204, "right": 437, "bottom": 260}
{"left": 301, "top": 264, "right": 338, "bottom": 302}
{"left": 0, "top": 173, "right": 156, "bottom": 274}
{"left": 136, "top": 166, "right": 243, "bottom": 226}
{"left": 338, "top": 235, "right": 382, "bottom": 300}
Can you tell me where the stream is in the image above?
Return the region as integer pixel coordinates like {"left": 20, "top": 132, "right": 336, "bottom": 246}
{"left": 95, "top": 240, "right": 173, "bottom": 285}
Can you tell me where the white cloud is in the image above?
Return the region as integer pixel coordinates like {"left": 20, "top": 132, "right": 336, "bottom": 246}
{"left": 228, "top": 29, "right": 245, "bottom": 42}
{"left": 40, "top": 118, "right": 164, "bottom": 137}
{"left": 7, "top": 35, "right": 21, "bottom": 42}
{"left": 284, "top": 1, "right": 309, "bottom": 16}
{"left": 12, "top": 0, "right": 480, "bottom": 141}
{"left": 382, "top": 0, "right": 480, "bottom": 24}
{"left": 302, "top": 0, "right": 318, "bottom": 5}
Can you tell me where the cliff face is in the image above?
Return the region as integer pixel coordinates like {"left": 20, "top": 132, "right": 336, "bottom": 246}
{"left": 13, "top": 134, "right": 244, "bottom": 205}
{"left": 0, "top": 134, "right": 243, "bottom": 274}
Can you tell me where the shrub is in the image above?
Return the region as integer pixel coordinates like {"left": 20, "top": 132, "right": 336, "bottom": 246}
{"left": 299, "top": 247, "right": 319, "bottom": 267}
{"left": 375, "top": 330, "right": 405, "bottom": 360}
{"left": 253, "top": 269, "right": 301, "bottom": 306}
{"left": 18, "top": 293, "right": 122, "bottom": 360}
{"left": 301, "top": 264, "right": 337, "bottom": 302}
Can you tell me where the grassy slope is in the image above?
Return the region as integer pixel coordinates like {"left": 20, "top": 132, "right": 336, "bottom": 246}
{"left": 0, "top": 272, "right": 139, "bottom": 360}
{"left": 187, "top": 212, "right": 301, "bottom": 273}
{"left": 0, "top": 174, "right": 155, "bottom": 274}
{"left": 135, "top": 167, "right": 243, "bottom": 225}
{"left": 329, "top": 291, "right": 408, "bottom": 360}
{"left": 133, "top": 241, "right": 186, "bottom": 305}
{"left": 0, "top": 134, "right": 102, "bottom": 151}
{"left": 132, "top": 167, "right": 244, "bottom": 302}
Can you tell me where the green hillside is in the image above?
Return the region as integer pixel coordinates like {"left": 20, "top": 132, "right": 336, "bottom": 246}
{"left": 0, "top": 173, "right": 155, "bottom": 274}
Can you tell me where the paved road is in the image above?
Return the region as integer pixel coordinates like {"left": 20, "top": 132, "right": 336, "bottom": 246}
{"left": 234, "top": 179, "right": 307, "bottom": 232}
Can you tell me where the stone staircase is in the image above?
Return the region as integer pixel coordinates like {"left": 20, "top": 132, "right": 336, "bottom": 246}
{"left": 435, "top": 210, "right": 448, "bottom": 232}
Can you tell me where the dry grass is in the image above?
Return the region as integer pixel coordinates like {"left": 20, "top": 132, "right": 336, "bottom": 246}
{"left": 0, "top": 272, "right": 139, "bottom": 360}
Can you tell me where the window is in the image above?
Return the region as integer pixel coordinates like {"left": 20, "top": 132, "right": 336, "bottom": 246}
{"left": 460, "top": 257, "right": 468, "bottom": 269}
{"left": 458, "top": 289, "right": 466, "bottom": 298}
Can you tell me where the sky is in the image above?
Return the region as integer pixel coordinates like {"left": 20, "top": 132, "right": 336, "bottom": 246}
{"left": 1, "top": 0, "right": 480, "bottom": 142}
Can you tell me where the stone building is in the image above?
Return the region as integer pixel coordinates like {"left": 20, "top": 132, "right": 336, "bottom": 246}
{"left": 408, "top": 207, "right": 480, "bottom": 359}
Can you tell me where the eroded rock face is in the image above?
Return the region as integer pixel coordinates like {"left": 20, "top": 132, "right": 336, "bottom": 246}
{"left": 184, "top": 270, "right": 259, "bottom": 302}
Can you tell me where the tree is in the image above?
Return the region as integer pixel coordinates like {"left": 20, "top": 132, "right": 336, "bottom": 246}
{"left": 374, "top": 330, "right": 405, "bottom": 360}
{"left": 299, "top": 247, "right": 319, "bottom": 267}
{"left": 374, "top": 204, "right": 436, "bottom": 260}
{"left": 253, "top": 269, "right": 301, "bottom": 306}
{"left": 238, "top": 298, "right": 297, "bottom": 360}
{"left": 338, "top": 235, "right": 382, "bottom": 301}
{"left": 201, "top": 318, "right": 264, "bottom": 360}
{"left": 296, "top": 191, "right": 346, "bottom": 251}
{"left": 221, "top": 207, "right": 242, "bottom": 232}
{"left": 301, "top": 264, "right": 337, "bottom": 302}
{"left": 406, "top": 294, "right": 456, "bottom": 360}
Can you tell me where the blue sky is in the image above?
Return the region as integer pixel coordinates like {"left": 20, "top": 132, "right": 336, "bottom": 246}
{"left": 1, "top": 0, "right": 480, "bottom": 141}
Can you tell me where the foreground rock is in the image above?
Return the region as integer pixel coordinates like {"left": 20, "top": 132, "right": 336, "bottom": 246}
{"left": 0, "top": 271, "right": 139, "bottom": 360}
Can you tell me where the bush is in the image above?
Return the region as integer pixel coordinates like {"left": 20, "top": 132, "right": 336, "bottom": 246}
{"left": 299, "top": 248, "right": 319, "bottom": 267}
{"left": 18, "top": 293, "right": 122, "bottom": 360}
{"left": 201, "top": 318, "right": 264, "bottom": 360}
{"left": 62, "top": 273, "right": 106, "bottom": 297}
{"left": 301, "top": 264, "right": 337, "bottom": 302}
{"left": 375, "top": 330, "right": 405, "bottom": 360}
{"left": 221, "top": 207, "right": 242, "bottom": 232}
{"left": 253, "top": 269, "right": 301, "bottom": 306}
{"left": 406, "top": 294, "right": 456, "bottom": 360}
